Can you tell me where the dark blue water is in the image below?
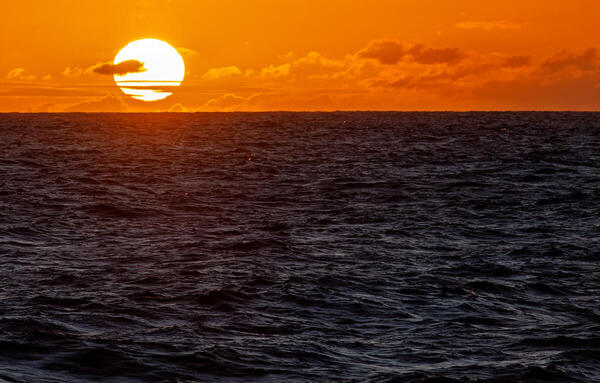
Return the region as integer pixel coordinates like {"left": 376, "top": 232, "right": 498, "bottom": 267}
{"left": 0, "top": 112, "right": 599, "bottom": 382}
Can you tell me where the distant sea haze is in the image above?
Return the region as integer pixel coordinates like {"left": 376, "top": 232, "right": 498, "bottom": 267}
{"left": 0, "top": 112, "right": 599, "bottom": 382}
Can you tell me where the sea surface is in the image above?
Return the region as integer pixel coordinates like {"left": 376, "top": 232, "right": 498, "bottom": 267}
{"left": 0, "top": 112, "right": 599, "bottom": 383}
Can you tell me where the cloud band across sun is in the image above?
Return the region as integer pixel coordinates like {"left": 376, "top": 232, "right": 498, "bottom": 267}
{"left": 92, "top": 60, "right": 147, "bottom": 75}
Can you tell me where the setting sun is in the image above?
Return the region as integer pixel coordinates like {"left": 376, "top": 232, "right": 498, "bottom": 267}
{"left": 114, "top": 39, "right": 185, "bottom": 102}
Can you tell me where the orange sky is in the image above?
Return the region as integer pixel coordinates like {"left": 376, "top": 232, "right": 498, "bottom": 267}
{"left": 3, "top": 0, "right": 600, "bottom": 111}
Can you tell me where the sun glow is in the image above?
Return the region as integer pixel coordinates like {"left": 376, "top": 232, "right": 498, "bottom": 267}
{"left": 114, "top": 39, "right": 185, "bottom": 102}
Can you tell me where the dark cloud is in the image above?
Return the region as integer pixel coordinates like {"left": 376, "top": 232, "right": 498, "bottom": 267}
{"left": 358, "top": 40, "right": 406, "bottom": 65}
{"left": 369, "top": 63, "right": 495, "bottom": 90}
{"left": 539, "top": 48, "right": 598, "bottom": 73}
{"left": 358, "top": 40, "right": 466, "bottom": 66}
{"left": 408, "top": 44, "right": 467, "bottom": 65}
{"left": 502, "top": 55, "right": 531, "bottom": 68}
{"left": 93, "top": 60, "right": 147, "bottom": 75}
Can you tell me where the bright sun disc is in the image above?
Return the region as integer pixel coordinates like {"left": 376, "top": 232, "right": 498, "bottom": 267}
{"left": 114, "top": 39, "right": 185, "bottom": 102}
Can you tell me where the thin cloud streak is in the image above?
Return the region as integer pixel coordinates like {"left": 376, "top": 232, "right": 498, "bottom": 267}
{"left": 92, "top": 60, "right": 147, "bottom": 75}
{"left": 456, "top": 21, "right": 522, "bottom": 30}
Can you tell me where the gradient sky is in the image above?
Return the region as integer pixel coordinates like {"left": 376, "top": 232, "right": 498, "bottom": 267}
{"left": 3, "top": 0, "right": 600, "bottom": 111}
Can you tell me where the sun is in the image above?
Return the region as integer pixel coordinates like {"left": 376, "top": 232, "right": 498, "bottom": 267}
{"left": 114, "top": 39, "right": 185, "bottom": 102}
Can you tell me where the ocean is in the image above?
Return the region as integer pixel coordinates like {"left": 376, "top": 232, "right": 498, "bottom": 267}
{"left": 0, "top": 112, "right": 599, "bottom": 382}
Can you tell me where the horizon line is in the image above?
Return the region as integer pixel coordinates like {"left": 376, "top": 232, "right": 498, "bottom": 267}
{"left": 4, "top": 110, "right": 600, "bottom": 114}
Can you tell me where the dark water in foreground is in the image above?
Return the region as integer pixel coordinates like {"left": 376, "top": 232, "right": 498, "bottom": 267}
{"left": 0, "top": 112, "right": 599, "bottom": 382}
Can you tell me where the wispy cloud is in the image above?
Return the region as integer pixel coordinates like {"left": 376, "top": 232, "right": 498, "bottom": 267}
{"left": 65, "top": 94, "right": 127, "bottom": 112}
{"left": 62, "top": 67, "right": 83, "bottom": 78}
{"left": 456, "top": 21, "right": 522, "bottom": 30}
{"left": 6, "top": 68, "right": 36, "bottom": 80}
{"left": 261, "top": 63, "right": 291, "bottom": 78}
{"left": 6, "top": 68, "right": 25, "bottom": 79}
{"left": 177, "top": 47, "right": 198, "bottom": 57}
{"left": 202, "top": 66, "right": 242, "bottom": 79}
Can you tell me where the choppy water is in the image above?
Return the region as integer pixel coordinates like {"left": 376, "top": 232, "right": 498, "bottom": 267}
{"left": 0, "top": 112, "right": 599, "bottom": 382}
